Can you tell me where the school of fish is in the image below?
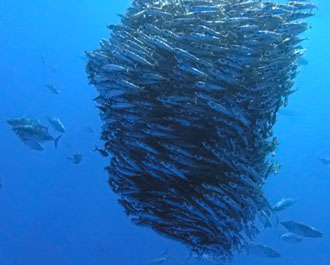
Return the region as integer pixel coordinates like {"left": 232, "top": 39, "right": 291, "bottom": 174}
{"left": 7, "top": 116, "right": 62, "bottom": 151}
{"left": 82, "top": 0, "right": 318, "bottom": 262}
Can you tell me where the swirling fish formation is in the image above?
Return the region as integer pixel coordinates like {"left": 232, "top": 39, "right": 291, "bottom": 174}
{"left": 86, "top": 0, "right": 315, "bottom": 262}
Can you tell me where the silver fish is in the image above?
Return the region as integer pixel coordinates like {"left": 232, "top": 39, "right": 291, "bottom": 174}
{"left": 281, "top": 221, "right": 323, "bottom": 238}
{"left": 47, "top": 116, "right": 66, "bottom": 133}
{"left": 13, "top": 125, "right": 61, "bottom": 149}
{"left": 147, "top": 257, "right": 166, "bottom": 265}
{"left": 248, "top": 244, "right": 281, "bottom": 258}
{"left": 280, "top": 232, "right": 303, "bottom": 244}
{"left": 68, "top": 153, "right": 83, "bottom": 164}
{"left": 102, "top": 64, "right": 127, "bottom": 72}
{"left": 46, "top": 85, "right": 60, "bottom": 95}
{"left": 273, "top": 198, "right": 296, "bottom": 212}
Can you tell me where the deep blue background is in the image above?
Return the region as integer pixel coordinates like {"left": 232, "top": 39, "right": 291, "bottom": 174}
{"left": 0, "top": 1, "right": 329, "bottom": 264}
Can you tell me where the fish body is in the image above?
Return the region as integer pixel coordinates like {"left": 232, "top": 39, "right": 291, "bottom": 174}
{"left": 13, "top": 125, "right": 53, "bottom": 143}
{"left": 147, "top": 257, "right": 166, "bottom": 265}
{"left": 175, "top": 48, "right": 200, "bottom": 63}
{"left": 281, "top": 221, "right": 323, "bottom": 238}
{"left": 122, "top": 48, "right": 153, "bottom": 66}
{"left": 280, "top": 232, "right": 303, "bottom": 244}
{"left": 17, "top": 126, "right": 61, "bottom": 149}
{"left": 152, "top": 37, "right": 174, "bottom": 52}
{"left": 318, "top": 157, "right": 330, "bottom": 167}
{"left": 248, "top": 244, "right": 281, "bottom": 258}
{"left": 68, "top": 153, "right": 83, "bottom": 164}
{"left": 102, "top": 64, "right": 127, "bottom": 72}
{"left": 272, "top": 198, "right": 296, "bottom": 212}
{"left": 8, "top": 117, "right": 47, "bottom": 130}
{"left": 7, "top": 117, "right": 32, "bottom": 127}
{"left": 47, "top": 116, "right": 66, "bottom": 133}
{"left": 8, "top": 116, "right": 61, "bottom": 150}
{"left": 177, "top": 63, "right": 206, "bottom": 76}
{"left": 195, "top": 81, "right": 225, "bottom": 91}
{"left": 46, "top": 85, "right": 60, "bottom": 95}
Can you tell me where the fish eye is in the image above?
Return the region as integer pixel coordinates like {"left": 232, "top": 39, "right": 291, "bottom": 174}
{"left": 229, "top": 182, "right": 237, "bottom": 188}
{"left": 223, "top": 196, "right": 230, "bottom": 201}
{"left": 236, "top": 98, "right": 243, "bottom": 103}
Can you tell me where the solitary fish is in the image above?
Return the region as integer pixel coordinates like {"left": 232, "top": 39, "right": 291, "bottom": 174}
{"left": 147, "top": 257, "right": 167, "bottom": 265}
{"left": 84, "top": 126, "right": 95, "bottom": 134}
{"left": 281, "top": 221, "right": 323, "bottom": 238}
{"left": 47, "top": 116, "right": 66, "bottom": 133}
{"left": 248, "top": 244, "right": 281, "bottom": 258}
{"left": 68, "top": 153, "right": 83, "bottom": 164}
{"left": 147, "top": 250, "right": 171, "bottom": 265}
{"left": 46, "top": 85, "right": 60, "bottom": 95}
{"left": 147, "top": 251, "right": 185, "bottom": 265}
{"left": 273, "top": 198, "right": 296, "bottom": 212}
{"left": 318, "top": 157, "right": 330, "bottom": 167}
{"left": 280, "top": 232, "right": 303, "bottom": 244}
{"left": 94, "top": 145, "right": 109, "bottom": 157}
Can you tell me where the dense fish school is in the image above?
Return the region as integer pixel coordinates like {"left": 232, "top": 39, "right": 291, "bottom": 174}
{"left": 86, "top": 0, "right": 316, "bottom": 262}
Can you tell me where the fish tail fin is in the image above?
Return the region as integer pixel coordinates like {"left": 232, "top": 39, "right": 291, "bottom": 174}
{"left": 54, "top": 135, "right": 62, "bottom": 149}
{"left": 275, "top": 214, "right": 280, "bottom": 227}
{"left": 94, "top": 145, "right": 98, "bottom": 152}
{"left": 161, "top": 248, "right": 168, "bottom": 257}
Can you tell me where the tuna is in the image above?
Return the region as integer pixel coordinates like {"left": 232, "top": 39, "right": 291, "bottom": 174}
{"left": 68, "top": 153, "right": 83, "bottom": 165}
{"left": 280, "top": 232, "right": 303, "bottom": 244}
{"left": 273, "top": 198, "right": 296, "bottom": 212}
{"left": 47, "top": 116, "right": 66, "bottom": 134}
{"left": 8, "top": 116, "right": 61, "bottom": 150}
{"left": 248, "top": 244, "right": 281, "bottom": 258}
{"left": 281, "top": 221, "right": 323, "bottom": 238}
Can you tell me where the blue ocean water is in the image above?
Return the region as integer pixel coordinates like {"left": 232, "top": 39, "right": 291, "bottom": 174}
{"left": 0, "top": 0, "right": 329, "bottom": 264}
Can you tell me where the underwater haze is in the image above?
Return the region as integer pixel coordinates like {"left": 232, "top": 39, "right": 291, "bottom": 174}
{"left": 0, "top": 0, "right": 329, "bottom": 265}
